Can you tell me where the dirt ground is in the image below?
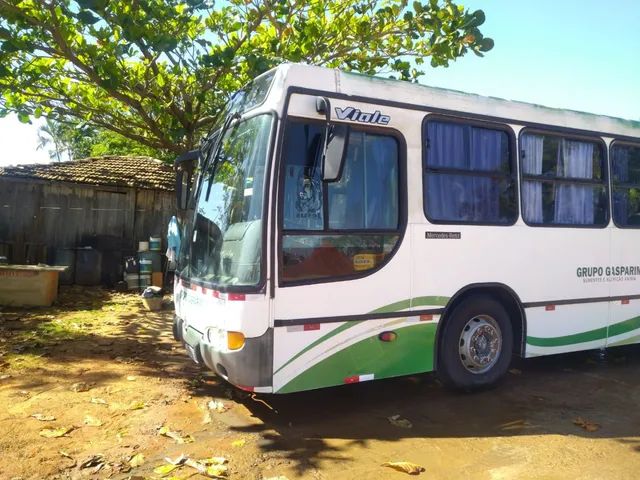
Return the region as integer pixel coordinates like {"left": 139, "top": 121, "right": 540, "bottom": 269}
{"left": 1, "top": 288, "right": 640, "bottom": 480}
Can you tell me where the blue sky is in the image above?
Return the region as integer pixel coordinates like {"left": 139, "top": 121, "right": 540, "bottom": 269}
{"left": 1, "top": 0, "right": 638, "bottom": 166}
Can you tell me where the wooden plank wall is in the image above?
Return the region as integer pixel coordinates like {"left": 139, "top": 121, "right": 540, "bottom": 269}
{"left": 0, "top": 178, "right": 174, "bottom": 264}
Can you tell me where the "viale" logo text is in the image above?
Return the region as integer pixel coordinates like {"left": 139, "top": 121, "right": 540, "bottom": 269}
{"left": 334, "top": 106, "right": 390, "bottom": 125}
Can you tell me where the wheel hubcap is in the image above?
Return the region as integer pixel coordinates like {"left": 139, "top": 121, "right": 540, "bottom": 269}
{"left": 458, "top": 315, "right": 502, "bottom": 374}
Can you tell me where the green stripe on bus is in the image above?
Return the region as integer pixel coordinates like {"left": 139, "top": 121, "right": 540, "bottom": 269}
{"left": 273, "top": 321, "right": 361, "bottom": 375}
{"left": 278, "top": 323, "right": 437, "bottom": 393}
{"left": 608, "top": 315, "right": 640, "bottom": 337}
{"left": 527, "top": 316, "right": 640, "bottom": 347}
{"left": 274, "top": 295, "right": 449, "bottom": 375}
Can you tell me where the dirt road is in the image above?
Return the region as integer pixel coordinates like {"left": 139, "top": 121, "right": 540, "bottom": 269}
{"left": 1, "top": 288, "right": 639, "bottom": 479}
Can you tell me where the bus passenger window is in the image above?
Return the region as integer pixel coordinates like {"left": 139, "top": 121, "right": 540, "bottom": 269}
{"left": 611, "top": 143, "right": 640, "bottom": 227}
{"left": 281, "top": 120, "right": 401, "bottom": 283}
{"left": 520, "top": 132, "right": 608, "bottom": 227}
{"left": 423, "top": 120, "right": 517, "bottom": 224}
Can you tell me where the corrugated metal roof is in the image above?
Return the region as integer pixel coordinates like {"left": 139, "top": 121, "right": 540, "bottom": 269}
{"left": 0, "top": 156, "right": 175, "bottom": 191}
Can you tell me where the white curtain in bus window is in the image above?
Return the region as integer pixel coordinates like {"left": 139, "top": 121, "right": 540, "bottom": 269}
{"left": 555, "top": 140, "right": 594, "bottom": 223}
{"left": 612, "top": 144, "right": 640, "bottom": 226}
{"left": 521, "top": 132, "right": 606, "bottom": 226}
{"left": 328, "top": 132, "right": 398, "bottom": 229}
{"left": 521, "top": 134, "right": 544, "bottom": 223}
{"left": 612, "top": 146, "right": 630, "bottom": 223}
{"left": 425, "top": 121, "right": 514, "bottom": 223}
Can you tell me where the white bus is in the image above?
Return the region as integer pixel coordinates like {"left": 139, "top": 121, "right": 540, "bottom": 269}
{"left": 173, "top": 63, "right": 640, "bottom": 393}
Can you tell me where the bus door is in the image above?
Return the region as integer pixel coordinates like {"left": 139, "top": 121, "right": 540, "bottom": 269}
{"left": 271, "top": 94, "right": 415, "bottom": 393}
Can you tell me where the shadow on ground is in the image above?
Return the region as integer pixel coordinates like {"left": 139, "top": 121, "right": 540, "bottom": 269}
{"left": 0, "top": 286, "right": 199, "bottom": 392}
{"left": 219, "top": 345, "right": 640, "bottom": 475}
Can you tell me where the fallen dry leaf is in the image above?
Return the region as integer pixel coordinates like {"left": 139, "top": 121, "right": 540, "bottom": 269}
{"left": 153, "top": 463, "right": 179, "bottom": 476}
{"left": 207, "top": 400, "right": 228, "bottom": 413}
{"left": 382, "top": 461, "right": 425, "bottom": 475}
{"left": 500, "top": 419, "right": 532, "bottom": 431}
{"left": 202, "top": 410, "right": 212, "bottom": 424}
{"left": 129, "top": 453, "right": 145, "bottom": 468}
{"left": 184, "top": 458, "right": 226, "bottom": 478}
{"left": 90, "top": 397, "right": 108, "bottom": 405}
{"left": 70, "top": 382, "right": 90, "bottom": 393}
{"left": 116, "top": 428, "right": 127, "bottom": 441}
{"left": 0, "top": 374, "right": 11, "bottom": 380}
{"left": 231, "top": 439, "right": 245, "bottom": 448}
{"left": 79, "top": 454, "right": 104, "bottom": 469}
{"left": 31, "top": 413, "right": 56, "bottom": 421}
{"left": 509, "top": 368, "right": 522, "bottom": 375}
{"left": 205, "top": 464, "right": 228, "bottom": 478}
{"left": 166, "top": 454, "right": 188, "bottom": 465}
{"left": 126, "top": 375, "right": 137, "bottom": 381}
{"left": 84, "top": 415, "right": 103, "bottom": 427}
{"left": 388, "top": 414, "right": 413, "bottom": 429}
{"left": 201, "top": 457, "right": 227, "bottom": 465}
{"left": 573, "top": 417, "right": 600, "bottom": 432}
{"left": 128, "top": 401, "right": 146, "bottom": 410}
{"left": 158, "top": 426, "right": 194, "bottom": 444}
{"left": 39, "top": 426, "right": 74, "bottom": 438}
{"left": 59, "top": 450, "right": 73, "bottom": 459}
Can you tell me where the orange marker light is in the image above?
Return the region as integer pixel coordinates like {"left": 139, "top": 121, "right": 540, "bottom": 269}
{"left": 378, "top": 331, "right": 397, "bottom": 342}
{"left": 227, "top": 331, "right": 245, "bottom": 350}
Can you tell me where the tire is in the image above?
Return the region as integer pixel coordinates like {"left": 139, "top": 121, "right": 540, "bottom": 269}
{"left": 172, "top": 315, "right": 183, "bottom": 342}
{"left": 437, "top": 295, "right": 513, "bottom": 391}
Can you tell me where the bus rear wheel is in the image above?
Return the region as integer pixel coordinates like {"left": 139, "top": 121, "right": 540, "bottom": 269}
{"left": 437, "top": 295, "right": 513, "bottom": 391}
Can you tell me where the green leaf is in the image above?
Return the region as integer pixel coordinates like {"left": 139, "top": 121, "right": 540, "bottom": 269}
{"left": 466, "top": 9, "right": 486, "bottom": 28}
{"left": 77, "top": 10, "right": 100, "bottom": 24}
{"left": 17, "top": 112, "right": 30, "bottom": 124}
{"left": 478, "top": 37, "right": 494, "bottom": 52}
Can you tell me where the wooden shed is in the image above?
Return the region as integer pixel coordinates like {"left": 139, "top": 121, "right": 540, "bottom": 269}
{"left": 0, "top": 156, "right": 175, "bottom": 284}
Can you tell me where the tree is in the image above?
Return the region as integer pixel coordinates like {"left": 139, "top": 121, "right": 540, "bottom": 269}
{"left": 0, "top": 0, "right": 493, "bottom": 157}
{"left": 36, "top": 118, "right": 98, "bottom": 160}
{"left": 36, "top": 119, "right": 68, "bottom": 162}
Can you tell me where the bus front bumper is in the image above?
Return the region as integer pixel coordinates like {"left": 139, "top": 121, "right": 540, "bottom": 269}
{"left": 174, "top": 315, "right": 273, "bottom": 393}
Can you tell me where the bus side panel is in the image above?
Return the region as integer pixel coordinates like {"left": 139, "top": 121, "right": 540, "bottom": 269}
{"left": 608, "top": 226, "right": 640, "bottom": 347}
{"left": 409, "top": 224, "right": 611, "bottom": 358}
{"left": 525, "top": 303, "right": 610, "bottom": 357}
{"left": 272, "top": 316, "right": 439, "bottom": 393}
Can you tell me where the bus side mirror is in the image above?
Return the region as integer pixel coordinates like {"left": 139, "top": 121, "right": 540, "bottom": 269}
{"left": 316, "top": 96, "right": 349, "bottom": 182}
{"left": 176, "top": 169, "right": 191, "bottom": 210}
{"left": 175, "top": 150, "right": 198, "bottom": 211}
{"left": 322, "top": 124, "right": 349, "bottom": 182}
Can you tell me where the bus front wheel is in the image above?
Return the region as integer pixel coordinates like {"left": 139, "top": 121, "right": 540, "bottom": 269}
{"left": 437, "top": 295, "right": 513, "bottom": 391}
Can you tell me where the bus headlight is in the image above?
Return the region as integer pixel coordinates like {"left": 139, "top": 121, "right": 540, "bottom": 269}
{"left": 227, "top": 331, "right": 245, "bottom": 351}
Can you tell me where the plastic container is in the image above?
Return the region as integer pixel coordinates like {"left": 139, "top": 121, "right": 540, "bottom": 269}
{"left": 53, "top": 248, "right": 76, "bottom": 285}
{"left": 142, "top": 297, "right": 163, "bottom": 311}
{"left": 138, "top": 241, "right": 149, "bottom": 252}
{"left": 124, "top": 273, "right": 151, "bottom": 290}
{"left": 138, "top": 251, "right": 161, "bottom": 272}
{"left": 149, "top": 236, "right": 161, "bottom": 251}
{"left": 75, "top": 248, "right": 102, "bottom": 286}
{"left": 139, "top": 259, "right": 152, "bottom": 274}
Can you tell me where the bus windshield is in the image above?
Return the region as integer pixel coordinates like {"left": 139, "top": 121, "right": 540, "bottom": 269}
{"left": 180, "top": 113, "right": 273, "bottom": 288}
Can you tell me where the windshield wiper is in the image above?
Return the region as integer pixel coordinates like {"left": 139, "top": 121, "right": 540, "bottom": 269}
{"left": 205, "top": 111, "right": 240, "bottom": 201}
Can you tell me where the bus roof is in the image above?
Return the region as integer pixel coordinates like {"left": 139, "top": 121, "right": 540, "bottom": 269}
{"left": 278, "top": 63, "right": 640, "bottom": 140}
